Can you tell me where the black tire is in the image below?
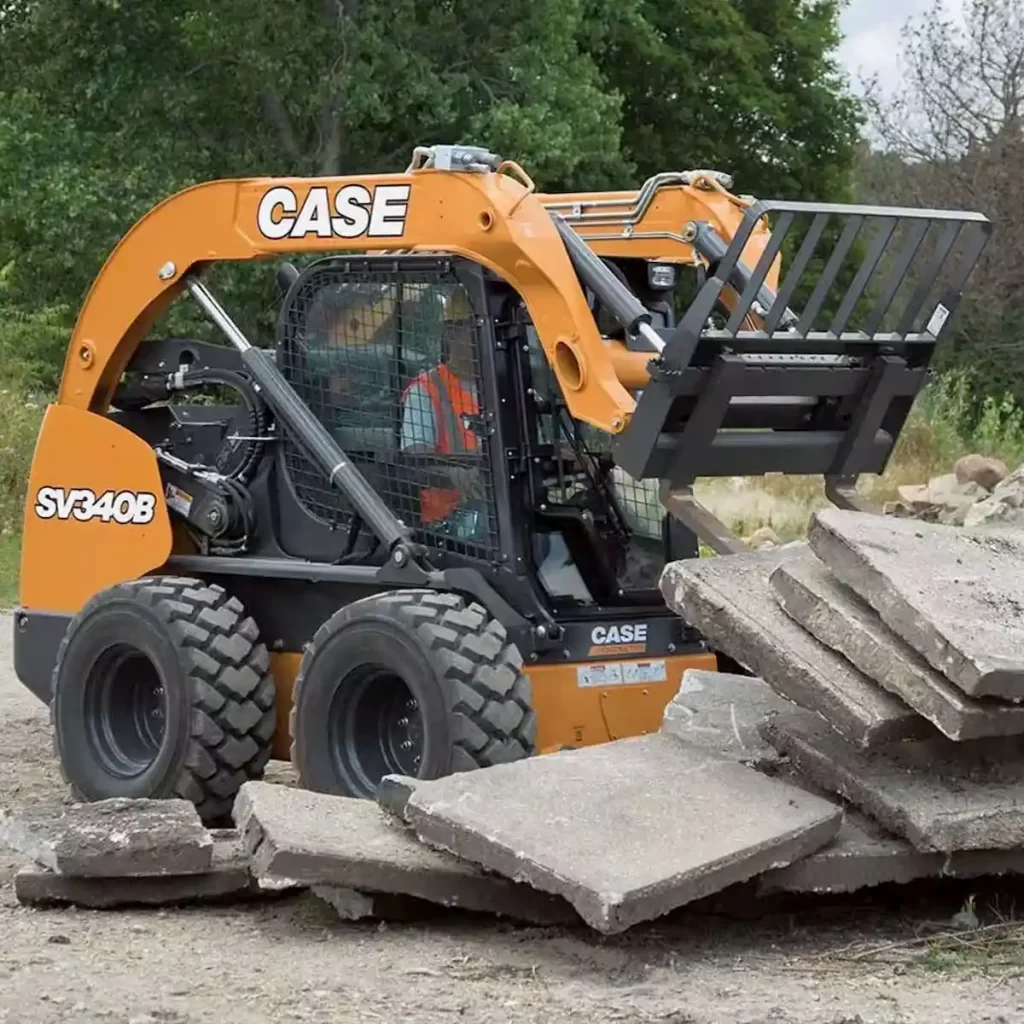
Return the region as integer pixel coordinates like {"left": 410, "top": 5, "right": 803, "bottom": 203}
{"left": 50, "top": 576, "right": 277, "bottom": 824}
{"left": 290, "top": 589, "right": 535, "bottom": 797}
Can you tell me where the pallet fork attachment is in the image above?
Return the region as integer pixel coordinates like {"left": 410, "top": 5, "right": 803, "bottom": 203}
{"left": 588, "top": 198, "right": 992, "bottom": 551}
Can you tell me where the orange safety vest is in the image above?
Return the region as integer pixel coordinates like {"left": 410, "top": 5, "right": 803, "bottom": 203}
{"left": 404, "top": 363, "right": 479, "bottom": 523}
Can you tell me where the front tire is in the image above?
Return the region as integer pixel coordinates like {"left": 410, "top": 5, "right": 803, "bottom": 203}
{"left": 50, "top": 576, "right": 277, "bottom": 824}
{"left": 290, "top": 589, "right": 535, "bottom": 797}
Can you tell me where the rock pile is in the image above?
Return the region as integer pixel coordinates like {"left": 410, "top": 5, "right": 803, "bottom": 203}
{"left": 886, "top": 452, "right": 1024, "bottom": 528}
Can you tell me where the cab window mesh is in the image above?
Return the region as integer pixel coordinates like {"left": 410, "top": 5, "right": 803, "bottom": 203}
{"left": 525, "top": 326, "right": 667, "bottom": 593}
{"left": 276, "top": 261, "right": 499, "bottom": 561}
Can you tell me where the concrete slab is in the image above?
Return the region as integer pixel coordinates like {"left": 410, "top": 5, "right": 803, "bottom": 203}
{"left": 376, "top": 774, "right": 421, "bottom": 823}
{"left": 659, "top": 545, "right": 930, "bottom": 747}
{"left": 403, "top": 733, "right": 843, "bottom": 934}
{"left": 759, "top": 707, "right": 1024, "bottom": 852}
{"left": 0, "top": 798, "right": 213, "bottom": 877}
{"left": 758, "top": 810, "right": 1024, "bottom": 894}
{"left": 808, "top": 507, "right": 1024, "bottom": 701}
{"left": 232, "top": 781, "right": 577, "bottom": 926}
{"left": 770, "top": 557, "right": 1024, "bottom": 741}
{"left": 660, "top": 670, "right": 797, "bottom": 768}
{"left": 13, "top": 832, "right": 256, "bottom": 907}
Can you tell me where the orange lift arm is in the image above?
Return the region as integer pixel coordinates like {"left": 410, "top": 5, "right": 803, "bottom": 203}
{"left": 58, "top": 161, "right": 774, "bottom": 436}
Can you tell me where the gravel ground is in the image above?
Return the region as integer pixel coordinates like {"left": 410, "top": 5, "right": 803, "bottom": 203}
{"left": 2, "top": 615, "right": 1023, "bottom": 1024}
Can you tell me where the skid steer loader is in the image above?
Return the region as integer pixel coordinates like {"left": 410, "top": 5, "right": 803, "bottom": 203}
{"left": 13, "top": 144, "right": 989, "bottom": 823}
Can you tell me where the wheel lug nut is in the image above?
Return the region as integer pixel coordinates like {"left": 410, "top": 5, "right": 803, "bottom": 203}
{"left": 401, "top": 740, "right": 413, "bottom": 750}
{"left": 398, "top": 717, "right": 409, "bottom": 727}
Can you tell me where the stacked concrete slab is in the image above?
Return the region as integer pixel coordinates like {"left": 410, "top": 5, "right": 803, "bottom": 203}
{"left": 0, "top": 799, "right": 270, "bottom": 907}
{"left": 660, "top": 506, "right": 1024, "bottom": 889}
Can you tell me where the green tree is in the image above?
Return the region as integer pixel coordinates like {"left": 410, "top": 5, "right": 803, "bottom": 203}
{"left": 0, "top": 0, "right": 864, "bottom": 361}
{"left": 0, "top": 0, "right": 631, "bottom": 316}
{"left": 582, "top": 0, "right": 863, "bottom": 201}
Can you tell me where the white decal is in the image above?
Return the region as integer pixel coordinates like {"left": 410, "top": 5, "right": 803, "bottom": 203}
{"left": 34, "top": 487, "right": 157, "bottom": 525}
{"left": 590, "top": 623, "right": 648, "bottom": 646}
{"left": 165, "top": 483, "right": 194, "bottom": 517}
{"left": 257, "top": 183, "right": 410, "bottom": 241}
{"left": 256, "top": 186, "right": 298, "bottom": 240}
{"left": 926, "top": 302, "right": 950, "bottom": 336}
{"left": 334, "top": 184, "right": 372, "bottom": 238}
{"left": 577, "top": 660, "right": 667, "bottom": 688}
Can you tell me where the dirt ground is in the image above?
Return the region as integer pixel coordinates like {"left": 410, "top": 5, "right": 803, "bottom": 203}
{"left": 2, "top": 616, "right": 1024, "bottom": 1023}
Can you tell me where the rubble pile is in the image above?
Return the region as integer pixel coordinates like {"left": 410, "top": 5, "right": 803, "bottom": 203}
{"left": 661, "top": 507, "right": 1024, "bottom": 901}
{"left": 886, "top": 452, "right": 1024, "bottom": 528}
{"left": 3, "top": 506, "right": 1024, "bottom": 936}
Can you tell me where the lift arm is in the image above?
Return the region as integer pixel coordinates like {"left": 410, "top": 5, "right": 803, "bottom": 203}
{"left": 60, "top": 163, "right": 642, "bottom": 436}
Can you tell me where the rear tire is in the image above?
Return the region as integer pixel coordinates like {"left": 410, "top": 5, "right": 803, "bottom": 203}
{"left": 50, "top": 576, "right": 277, "bottom": 825}
{"left": 290, "top": 589, "right": 535, "bottom": 797}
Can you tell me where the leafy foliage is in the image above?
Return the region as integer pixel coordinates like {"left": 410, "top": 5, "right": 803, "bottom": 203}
{"left": 0, "top": 0, "right": 861, "bottom": 337}
{"left": 859, "top": 0, "right": 1024, "bottom": 410}
{"left": 584, "top": 0, "right": 863, "bottom": 200}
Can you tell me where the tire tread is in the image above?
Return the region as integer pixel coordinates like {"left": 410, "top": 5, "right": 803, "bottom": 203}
{"left": 290, "top": 588, "right": 535, "bottom": 780}
{"left": 50, "top": 576, "right": 277, "bottom": 824}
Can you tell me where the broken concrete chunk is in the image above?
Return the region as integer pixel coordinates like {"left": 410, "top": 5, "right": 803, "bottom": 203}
{"left": 660, "top": 670, "right": 796, "bottom": 768}
{"left": 376, "top": 774, "right": 421, "bottom": 823}
{"left": 759, "top": 811, "right": 932, "bottom": 895}
{"left": 758, "top": 809, "right": 1024, "bottom": 895}
{"left": 232, "top": 781, "right": 576, "bottom": 926}
{"left": 963, "top": 497, "right": 1024, "bottom": 529}
{"left": 808, "top": 507, "right": 1024, "bottom": 701}
{"left": 13, "top": 833, "right": 253, "bottom": 907}
{"left": 770, "top": 557, "right": 1024, "bottom": 742}
{"left": 311, "top": 885, "right": 438, "bottom": 922}
{"left": 312, "top": 885, "right": 376, "bottom": 920}
{"left": 0, "top": 798, "right": 213, "bottom": 877}
{"left": 897, "top": 473, "right": 987, "bottom": 513}
{"left": 404, "top": 733, "right": 843, "bottom": 935}
{"left": 760, "top": 707, "right": 1024, "bottom": 852}
{"left": 660, "top": 545, "right": 929, "bottom": 747}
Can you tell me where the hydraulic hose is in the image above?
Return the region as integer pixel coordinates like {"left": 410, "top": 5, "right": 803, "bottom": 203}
{"left": 183, "top": 274, "right": 411, "bottom": 551}
{"left": 551, "top": 215, "right": 664, "bottom": 353}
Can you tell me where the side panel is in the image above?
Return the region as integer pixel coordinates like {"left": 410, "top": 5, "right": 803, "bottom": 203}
{"left": 20, "top": 405, "right": 173, "bottom": 613}
{"left": 269, "top": 652, "right": 302, "bottom": 761}
{"left": 524, "top": 651, "right": 718, "bottom": 752}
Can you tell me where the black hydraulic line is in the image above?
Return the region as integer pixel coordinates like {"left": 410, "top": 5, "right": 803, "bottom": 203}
{"left": 689, "top": 223, "right": 798, "bottom": 329}
{"left": 183, "top": 274, "right": 411, "bottom": 552}
{"left": 551, "top": 215, "right": 665, "bottom": 352}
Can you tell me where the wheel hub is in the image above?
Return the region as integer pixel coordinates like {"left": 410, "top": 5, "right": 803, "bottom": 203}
{"left": 329, "top": 667, "right": 425, "bottom": 796}
{"left": 85, "top": 645, "right": 167, "bottom": 780}
{"left": 388, "top": 696, "right": 423, "bottom": 775}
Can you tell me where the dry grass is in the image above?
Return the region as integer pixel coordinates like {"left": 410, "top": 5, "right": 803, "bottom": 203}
{"left": 811, "top": 894, "right": 1024, "bottom": 975}
{"left": 693, "top": 375, "right": 1024, "bottom": 544}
